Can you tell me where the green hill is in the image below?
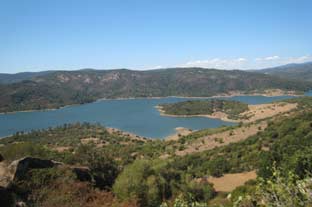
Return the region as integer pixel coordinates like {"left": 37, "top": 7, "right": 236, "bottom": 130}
{"left": 158, "top": 99, "right": 248, "bottom": 120}
{"left": 1, "top": 68, "right": 311, "bottom": 113}
{"left": 255, "top": 62, "right": 312, "bottom": 82}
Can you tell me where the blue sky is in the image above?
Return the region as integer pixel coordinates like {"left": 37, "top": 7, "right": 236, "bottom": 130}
{"left": 0, "top": 0, "right": 311, "bottom": 73}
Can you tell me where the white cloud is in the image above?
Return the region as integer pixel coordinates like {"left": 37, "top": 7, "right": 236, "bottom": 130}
{"left": 178, "top": 55, "right": 312, "bottom": 70}
{"left": 255, "top": 55, "right": 280, "bottom": 61}
{"left": 180, "top": 57, "right": 248, "bottom": 70}
{"left": 254, "top": 55, "right": 312, "bottom": 68}
{"left": 150, "top": 65, "right": 163, "bottom": 69}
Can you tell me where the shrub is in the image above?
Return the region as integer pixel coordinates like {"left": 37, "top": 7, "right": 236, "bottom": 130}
{"left": 113, "top": 159, "right": 161, "bottom": 206}
{"left": 207, "top": 157, "right": 230, "bottom": 177}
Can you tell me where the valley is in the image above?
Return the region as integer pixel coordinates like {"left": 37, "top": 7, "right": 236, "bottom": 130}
{"left": 1, "top": 96, "right": 312, "bottom": 206}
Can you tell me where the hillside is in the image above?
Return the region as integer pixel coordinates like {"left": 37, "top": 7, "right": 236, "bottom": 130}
{"left": 0, "top": 68, "right": 311, "bottom": 113}
{"left": 158, "top": 99, "right": 298, "bottom": 123}
{"left": 255, "top": 62, "right": 312, "bottom": 82}
{"left": 1, "top": 97, "right": 312, "bottom": 206}
{"left": 0, "top": 71, "right": 54, "bottom": 84}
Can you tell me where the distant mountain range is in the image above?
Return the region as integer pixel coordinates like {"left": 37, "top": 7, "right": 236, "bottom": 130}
{"left": 0, "top": 63, "right": 312, "bottom": 113}
{"left": 254, "top": 61, "right": 312, "bottom": 82}
{"left": 0, "top": 71, "right": 54, "bottom": 84}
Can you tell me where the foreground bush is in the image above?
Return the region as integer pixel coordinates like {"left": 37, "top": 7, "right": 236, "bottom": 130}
{"left": 113, "top": 159, "right": 164, "bottom": 207}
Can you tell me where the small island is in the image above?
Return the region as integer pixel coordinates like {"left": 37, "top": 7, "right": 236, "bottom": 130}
{"left": 157, "top": 99, "right": 298, "bottom": 123}
{"left": 157, "top": 99, "right": 249, "bottom": 121}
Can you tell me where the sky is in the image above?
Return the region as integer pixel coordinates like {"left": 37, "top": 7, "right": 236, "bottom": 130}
{"left": 0, "top": 0, "right": 312, "bottom": 73}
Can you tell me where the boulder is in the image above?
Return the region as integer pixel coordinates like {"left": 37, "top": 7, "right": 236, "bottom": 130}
{"left": 8, "top": 157, "right": 62, "bottom": 181}
{"left": 1, "top": 157, "right": 94, "bottom": 188}
{"left": 71, "top": 166, "right": 93, "bottom": 182}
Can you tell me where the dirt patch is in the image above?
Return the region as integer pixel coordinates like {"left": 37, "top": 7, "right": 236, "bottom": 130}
{"left": 106, "top": 127, "right": 147, "bottom": 141}
{"left": 216, "top": 89, "right": 300, "bottom": 97}
{"left": 240, "top": 102, "right": 297, "bottom": 122}
{"left": 51, "top": 146, "right": 72, "bottom": 152}
{"left": 166, "top": 127, "right": 194, "bottom": 141}
{"left": 80, "top": 137, "right": 101, "bottom": 145}
{"left": 207, "top": 170, "right": 257, "bottom": 192}
{"left": 176, "top": 121, "right": 267, "bottom": 156}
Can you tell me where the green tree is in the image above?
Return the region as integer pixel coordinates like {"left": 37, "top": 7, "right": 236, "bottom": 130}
{"left": 113, "top": 159, "right": 163, "bottom": 207}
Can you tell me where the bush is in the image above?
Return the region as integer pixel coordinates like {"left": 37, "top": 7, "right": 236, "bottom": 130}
{"left": 207, "top": 157, "right": 230, "bottom": 177}
{"left": 0, "top": 142, "right": 52, "bottom": 161}
{"left": 185, "top": 181, "right": 216, "bottom": 202}
{"left": 113, "top": 159, "right": 161, "bottom": 207}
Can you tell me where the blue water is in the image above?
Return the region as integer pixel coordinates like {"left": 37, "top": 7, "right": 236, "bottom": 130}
{"left": 1, "top": 91, "right": 311, "bottom": 139}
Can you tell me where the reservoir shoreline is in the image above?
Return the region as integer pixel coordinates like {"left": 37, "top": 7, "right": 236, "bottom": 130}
{"left": 0, "top": 89, "right": 303, "bottom": 115}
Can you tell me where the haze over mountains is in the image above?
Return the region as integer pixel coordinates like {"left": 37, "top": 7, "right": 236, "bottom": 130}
{"left": 0, "top": 62, "right": 312, "bottom": 113}
{"left": 255, "top": 61, "right": 312, "bottom": 82}
{"left": 1, "top": 61, "right": 312, "bottom": 84}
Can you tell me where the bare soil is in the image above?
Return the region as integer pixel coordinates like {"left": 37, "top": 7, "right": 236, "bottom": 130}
{"left": 175, "top": 121, "right": 267, "bottom": 156}
{"left": 207, "top": 170, "right": 257, "bottom": 192}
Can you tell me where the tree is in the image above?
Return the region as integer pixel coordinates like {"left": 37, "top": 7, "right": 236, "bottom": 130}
{"left": 207, "top": 157, "right": 230, "bottom": 177}
{"left": 113, "top": 159, "right": 162, "bottom": 207}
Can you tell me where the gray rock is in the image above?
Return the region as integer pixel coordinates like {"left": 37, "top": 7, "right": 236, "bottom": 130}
{"left": 71, "top": 166, "right": 93, "bottom": 182}
{"left": 8, "top": 157, "right": 62, "bottom": 181}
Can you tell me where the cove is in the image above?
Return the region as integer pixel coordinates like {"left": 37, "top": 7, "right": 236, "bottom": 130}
{"left": 1, "top": 92, "right": 311, "bottom": 139}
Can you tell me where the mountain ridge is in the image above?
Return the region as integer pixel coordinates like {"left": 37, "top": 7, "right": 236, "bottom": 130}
{"left": 0, "top": 67, "right": 311, "bottom": 113}
{"left": 254, "top": 61, "right": 312, "bottom": 82}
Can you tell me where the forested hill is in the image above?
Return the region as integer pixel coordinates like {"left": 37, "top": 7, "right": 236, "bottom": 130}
{"left": 0, "top": 71, "right": 54, "bottom": 84}
{"left": 158, "top": 99, "right": 248, "bottom": 120}
{"left": 254, "top": 62, "right": 312, "bottom": 82}
{"left": 0, "top": 67, "right": 311, "bottom": 113}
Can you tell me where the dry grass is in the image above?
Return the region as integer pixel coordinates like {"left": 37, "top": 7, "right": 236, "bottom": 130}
{"left": 176, "top": 121, "right": 267, "bottom": 156}
{"left": 207, "top": 170, "right": 257, "bottom": 192}
{"left": 51, "top": 146, "right": 72, "bottom": 152}
{"left": 240, "top": 102, "right": 297, "bottom": 122}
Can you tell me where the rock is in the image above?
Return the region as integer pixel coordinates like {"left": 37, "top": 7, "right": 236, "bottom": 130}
{"left": 16, "top": 201, "right": 27, "bottom": 207}
{"left": 1, "top": 157, "right": 94, "bottom": 188}
{"left": 0, "top": 186, "right": 16, "bottom": 207}
{"left": 71, "top": 166, "right": 93, "bottom": 182}
{"left": 0, "top": 162, "right": 11, "bottom": 188}
{"left": 8, "top": 157, "right": 62, "bottom": 181}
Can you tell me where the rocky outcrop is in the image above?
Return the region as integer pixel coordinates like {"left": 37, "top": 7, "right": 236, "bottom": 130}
{"left": 8, "top": 157, "right": 62, "bottom": 181}
{"left": 0, "top": 157, "right": 62, "bottom": 187}
{"left": 71, "top": 166, "right": 93, "bottom": 182}
{"left": 1, "top": 157, "right": 94, "bottom": 187}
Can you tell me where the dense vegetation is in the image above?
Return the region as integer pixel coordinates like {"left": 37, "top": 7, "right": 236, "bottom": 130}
{"left": 1, "top": 97, "right": 312, "bottom": 206}
{"left": 159, "top": 99, "right": 248, "bottom": 119}
{"left": 1, "top": 68, "right": 311, "bottom": 113}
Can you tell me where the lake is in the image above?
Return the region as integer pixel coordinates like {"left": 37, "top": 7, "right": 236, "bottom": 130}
{"left": 1, "top": 92, "right": 311, "bottom": 139}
